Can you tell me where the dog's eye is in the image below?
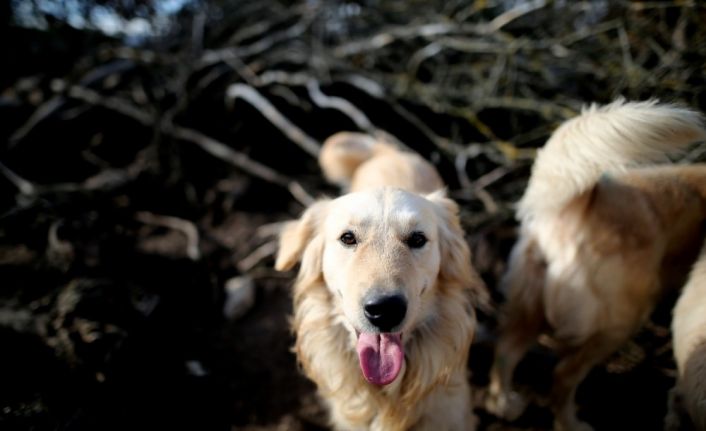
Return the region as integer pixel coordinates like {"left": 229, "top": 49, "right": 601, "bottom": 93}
{"left": 405, "top": 231, "right": 427, "bottom": 249}
{"left": 339, "top": 231, "right": 357, "bottom": 247}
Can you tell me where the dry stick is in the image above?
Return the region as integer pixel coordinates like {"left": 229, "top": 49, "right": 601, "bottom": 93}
{"left": 453, "top": 152, "right": 504, "bottom": 214}
{"left": 334, "top": 0, "right": 545, "bottom": 59}
{"left": 65, "top": 86, "right": 315, "bottom": 206}
{"left": 46, "top": 221, "right": 74, "bottom": 270}
{"left": 258, "top": 70, "right": 309, "bottom": 86}
{"left": 481, "top": 0, "right": 547, "bottom": 34}
{"left": 226, "top": 83, "right": 320, "bottom": 157}
{"left": 0, "top": 161, "right": 36, "bottom": 195}
{"left": 407, "top": 42, "right": 444, "bottom": 78}
{"left": 237, "top": 240, "right": 278, "bottom": 272}
{"left": 224, "top": 56, "right": 262, "bottom": 87}
{"left": 191, "top": 12, "right": 207, "bottom": 59}
{"left": 473, "top": 165, "right": 512, "bottom": 191}
{"left": 474, "top": 188, "right": 500, "bottom": 214}
{"left": 333, "top": 20, "right": 499, "bottom": 58}
{"left": 629, "top": 1, "right": 700, "bottom": 11}
{"left": 226, "top": 2, "right": 295, "bottom": 45}
{"left": 68, "top": 86, "right": 153, "bottom": 125}
{"left": 169, "top": 126, "right": 315, "bottom": 206}
{"left": 559, "top": 19, "right": 622, "bottom": 46}
{"left": 257, "top": 71, "right": 376, "bottom": 134}
{"left": 9, "top": 96, "right": 66, "bottom": 147}
{"left": 10, "top": 60, "right": 139, "bottom": 147}
{"left": 339, "top": 74, "right": 385, "bottom": 98}
{"left": 454, "top": 1, "right": 494, "bottom": 22}
{"left": 618, "top": 24, "right": 635, "bottom": 78}
{"left": 201, "top": 17, "right": 312, "bottom": 67}
{"left": 135, "top": 211, "right": 201, "bottom": 261}
{"left": 339, "top": 74, "right": 460, "bottom": 155}
{"left": 472, "top": 97, "right": 576, "bottom": 120}
{"left": 485, "top": 51, "right": 509, "bottom": 98}
{"left": 255, "top": 221, "right": 288, "bottom": 238}
{"left": 305, "top": 79, "right": 375, "bottom": 133}
{"left": 269, "top": 85, "right": 312, "bottom": 111}
{"left": 2, "top": 162, "right": 147, "bottom": 199}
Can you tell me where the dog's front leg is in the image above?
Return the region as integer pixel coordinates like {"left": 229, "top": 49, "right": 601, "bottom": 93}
{"left": 486, "top": 327, "right": 535, "bottom": 421}
{"left": 551, "top": 331, "right": 630, "bottom": 431}
{"left": 411, "top": 372, "right": 475, "bottom": 431}
{"left": 486, "top": 236, "right": 546, "bottom": 420}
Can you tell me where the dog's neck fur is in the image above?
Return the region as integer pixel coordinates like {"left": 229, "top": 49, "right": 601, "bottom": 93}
{"left": 293, "top": 274, "right": 475, "bottom": 430}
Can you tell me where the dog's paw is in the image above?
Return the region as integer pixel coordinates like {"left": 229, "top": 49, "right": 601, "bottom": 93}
{"left": 485, "top": 390, "right": 528, "bottom": 421}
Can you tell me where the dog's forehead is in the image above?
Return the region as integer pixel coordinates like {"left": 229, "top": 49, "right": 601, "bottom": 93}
{"left": 328, "top": 188, "right": 436, "bottom": 230}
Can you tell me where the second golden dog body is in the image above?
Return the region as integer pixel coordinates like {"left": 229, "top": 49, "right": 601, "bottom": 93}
{"left": 487, "top": 100, "right": 706, "bottom": 430}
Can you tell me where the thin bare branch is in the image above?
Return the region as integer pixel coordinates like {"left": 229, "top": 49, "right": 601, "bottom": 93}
{"left": 135, "top": 211, "right": 201, "bottom": 261}
{"left": 226, "top": 83, "right": 320, "bottom": 158}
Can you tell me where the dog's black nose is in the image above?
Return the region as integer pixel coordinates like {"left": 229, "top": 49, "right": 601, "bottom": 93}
{"left": 364, "top": 294, "right": 407, "bottom": 332}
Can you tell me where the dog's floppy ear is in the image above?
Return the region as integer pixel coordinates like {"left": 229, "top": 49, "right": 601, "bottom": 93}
{"left": 275, "top": 199, "right": 330, "bottom": 272}
{"left": 426, "top": 190, "right": 490, "bottom": 309}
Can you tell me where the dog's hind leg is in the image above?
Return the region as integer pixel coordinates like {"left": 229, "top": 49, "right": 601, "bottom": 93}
{"left": 487, "top": 236, "right": 546, "bottom": 420}
{"left": 550, "top": 330, "right": 631, "bottom": 431}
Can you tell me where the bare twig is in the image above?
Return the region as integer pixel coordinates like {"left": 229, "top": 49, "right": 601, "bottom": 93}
{"left": 334, "top": 22, "right": 478, "bottom": 57}
{"left": 65, "top": 85, "right": 315, "bottom": 206}
{"left": 0, "top": 161, "right": 36, "bottom": 195}
{"left": 68, "top": 86, "right": 153, "bottom": 126}
{"left": 9, "top": 96, "right": 66, "bottom": 147}
{"left": 135, "top": 211, "right": 201, "bottom": 260}
{"left": 480, "top": 0, "right": 547, "bottom": 34}
{"left": 201, "top": 16, "right": 313, "bottom": 66}
{"left": 306, "top": 79, "right": 374, "bottom": 133}
{"left": 226, "top": 83, "right": 320, "bottom": 157}
{"left": 168, "top": 125, "right": 315, "bottom": 206}
{"left": 340, "top": 74, "right": 460, "bottom": 155}
{"left": 237, "top": 240, "right": 278, "bottom": 272}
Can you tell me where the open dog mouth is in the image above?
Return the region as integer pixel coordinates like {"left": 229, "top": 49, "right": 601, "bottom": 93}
{"left": 356, "top": 332, "right": 404, "bottom": 385}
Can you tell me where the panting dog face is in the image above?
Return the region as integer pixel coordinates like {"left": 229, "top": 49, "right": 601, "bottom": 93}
{"left": 276, "top": 187, "right": 472, "bottom": 386}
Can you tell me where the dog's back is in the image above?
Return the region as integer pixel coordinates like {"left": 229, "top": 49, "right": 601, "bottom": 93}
{"left": 319, "top": 131, "right": 443, "bottom": 194}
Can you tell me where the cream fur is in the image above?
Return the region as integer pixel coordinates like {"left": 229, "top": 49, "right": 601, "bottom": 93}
{"left": 487, "top": 100, "right": 706, "bottom": 431}
{"left": 318, "top": 131, "right": 444, "bottom": 193}
{"left": 669, "top": 244, "right": 706, "bottom": 430}
{"left": 277, "top": 132, "right": 484, "bottom": 430}
{"left": 519, "top": 99, "right": 706, "bottom": 221}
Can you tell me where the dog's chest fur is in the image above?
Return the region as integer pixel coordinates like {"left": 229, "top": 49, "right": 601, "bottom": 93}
{"left": 293, "top": 280, "right": 475, "bottom": 430}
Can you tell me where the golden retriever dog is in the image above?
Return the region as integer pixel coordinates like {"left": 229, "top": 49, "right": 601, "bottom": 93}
{"left": 485, "top": 100, "right": 706, "bottom": 431}
{"left": 667, "top": 243, "right": 706, "bottom": 431}
{"left": 275, "top": 132, "right": 486, "bottom": 430}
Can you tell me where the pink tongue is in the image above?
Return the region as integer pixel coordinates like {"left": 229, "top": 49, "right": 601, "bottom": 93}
{"left": 356, "top": 332, "right": 404, "bottom": 386}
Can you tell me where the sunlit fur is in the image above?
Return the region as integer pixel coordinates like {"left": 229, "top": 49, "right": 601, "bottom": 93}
{"left": 276, "top": 132, "right": 485, "bottom": 430}
{"left": 318, "top": 131, "right": 444, "bottom": 193}
{"left": 486, "top": 100, "right": 706, "bottom": 431}
{"left": 667, "top": 244, "right": 706, "bottom": 430}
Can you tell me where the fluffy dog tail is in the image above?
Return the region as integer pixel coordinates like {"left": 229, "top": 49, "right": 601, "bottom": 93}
{"left": 518, "top": 99, "right": 706, "bottom": 221}
{"left": 318, "top": 132, "right": 392, "bottom": 187}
